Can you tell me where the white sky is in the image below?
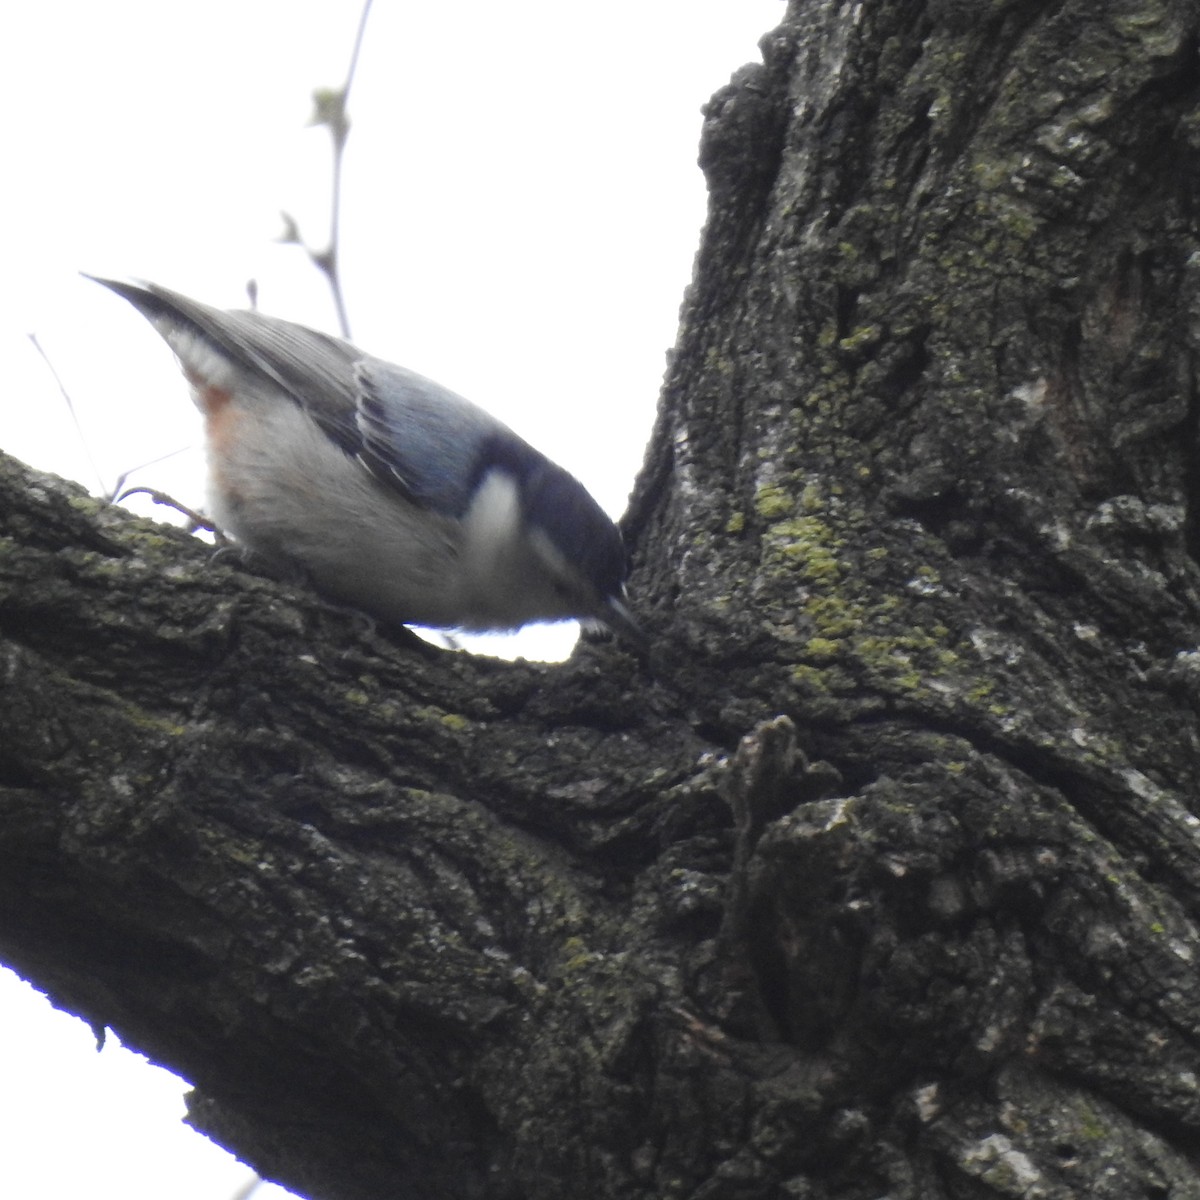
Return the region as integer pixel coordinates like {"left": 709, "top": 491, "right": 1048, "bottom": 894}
{"left": 1, "top": 2, "right": 783, "bottom": 1196}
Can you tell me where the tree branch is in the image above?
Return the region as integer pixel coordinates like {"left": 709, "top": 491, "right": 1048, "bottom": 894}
{"left": 7, "top": 1, "right": 1200, "bottom": 1197}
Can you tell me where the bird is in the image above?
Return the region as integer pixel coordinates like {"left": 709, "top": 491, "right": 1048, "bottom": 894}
{"left": 88, "top": 276, "right": 641, "bottom": 644}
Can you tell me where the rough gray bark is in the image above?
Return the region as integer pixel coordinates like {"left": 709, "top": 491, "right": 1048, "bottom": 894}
{"left": 4, "top": 1, "right": 1200, "bottom": 1197}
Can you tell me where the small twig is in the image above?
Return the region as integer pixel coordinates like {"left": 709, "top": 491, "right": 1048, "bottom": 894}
{"left": 27, "top": 332, "right": 107, "bottom": 496}
{"left": 282, "top": 0, "right": 374, "bottom": 339}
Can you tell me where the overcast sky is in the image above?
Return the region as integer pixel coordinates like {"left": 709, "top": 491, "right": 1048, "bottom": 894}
{"left": 1, "top": 2, "right": 783, "bottom": 1196}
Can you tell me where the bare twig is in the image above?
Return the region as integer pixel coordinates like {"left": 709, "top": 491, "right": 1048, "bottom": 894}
{"left": 27, "top": 332, "right": 107, "bottom": 496}
{"left": 281, "top": 0, "right": 374, "bottom": 339}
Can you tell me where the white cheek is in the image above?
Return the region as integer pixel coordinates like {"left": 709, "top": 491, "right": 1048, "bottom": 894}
{"left": 457, "top": 472, "right": 586, "bottom": 624}
{"left": 460, "top": 469, "right": 523, "bottom": 579}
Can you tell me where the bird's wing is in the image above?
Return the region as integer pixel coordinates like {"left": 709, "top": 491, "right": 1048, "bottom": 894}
{"left": 352, "top": 358, "right": 535, "bottom": 518}
{"left": 89, "top": 276, "right": 521, "bottom": 516}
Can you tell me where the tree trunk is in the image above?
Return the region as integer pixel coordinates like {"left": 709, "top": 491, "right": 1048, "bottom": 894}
{"left": 5, "top": 1, "right": 1200, "bottom": 1197}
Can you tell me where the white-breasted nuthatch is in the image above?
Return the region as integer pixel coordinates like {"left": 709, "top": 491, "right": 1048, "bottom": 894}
{"left": 89, "top": 277, "right": 641, "bottom": 643}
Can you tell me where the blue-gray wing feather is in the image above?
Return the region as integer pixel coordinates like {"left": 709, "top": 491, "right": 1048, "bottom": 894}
{"left": 353, "top": 360, "right": 516, "bottom": 518}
